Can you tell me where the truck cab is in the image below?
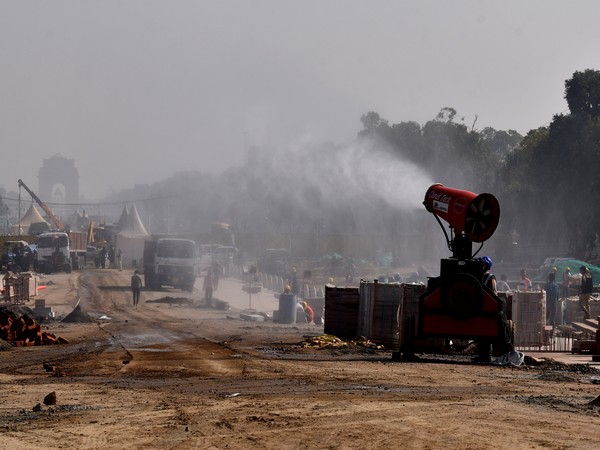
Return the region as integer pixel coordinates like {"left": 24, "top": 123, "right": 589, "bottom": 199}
{"left": 144, "top": 238, "right": 197, "bottom": 291}
{"left": 36, "top": 232, "right": 72, "bottom": 274}
{"left": 211, "top": 246, "right": 238, "bottom": 277}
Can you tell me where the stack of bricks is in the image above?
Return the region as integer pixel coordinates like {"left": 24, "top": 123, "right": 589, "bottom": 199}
{"left": 0, "top": 308, "right": 68, "bottom": 347}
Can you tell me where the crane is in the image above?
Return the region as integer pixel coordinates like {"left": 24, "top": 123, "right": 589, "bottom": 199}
{"left": 17, "top": 179, "right": 65, "bottom": 230}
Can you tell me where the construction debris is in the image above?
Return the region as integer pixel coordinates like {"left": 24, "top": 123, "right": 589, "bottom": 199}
{"left": 301, "top": 333, "right": 384, "bottom": 350}
{"left": 147, "top": 296, "right": 194, "bottom": 306}
{"left": 0, "top": 307, "right": 69, "bottom": 346}
{"left": 240, "top": 311, "right": 264, "bottom": 322}
{"left": 43, "top": 391, "right": 57, "bottom": 406}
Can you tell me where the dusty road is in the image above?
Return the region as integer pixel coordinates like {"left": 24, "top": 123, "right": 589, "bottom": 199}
{"left": 2, "top": 268, "right": 600, "bottom": 449}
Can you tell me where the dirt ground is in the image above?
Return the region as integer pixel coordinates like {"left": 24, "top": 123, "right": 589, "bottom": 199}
{"left": 2, "top": 269, "right": 600, "bottom": 450}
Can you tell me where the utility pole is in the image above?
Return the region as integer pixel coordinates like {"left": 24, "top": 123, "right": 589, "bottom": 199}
{"left": 18, "top": 184, "right": 21, "bottom": 236}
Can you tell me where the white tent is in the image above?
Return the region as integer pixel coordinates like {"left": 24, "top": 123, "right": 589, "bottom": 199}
{"left": 114, "top": 203, "right": 149, "bottom": 268}
{"left": 114, "top": 205, "right": 129, "bottom": 233}
{"left": 11, "top": 203, "right": 49, "bottom": 234}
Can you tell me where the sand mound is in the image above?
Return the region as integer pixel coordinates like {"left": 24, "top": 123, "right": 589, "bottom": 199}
{"left": 62, "top": 304, "right": 96, "bottom": 323}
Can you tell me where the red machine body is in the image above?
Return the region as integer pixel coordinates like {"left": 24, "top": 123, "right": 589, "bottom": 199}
{"left": 419, "top": 272, "right": 505, "bottom": 338}
{"left": 413, "top": 184, "right": 512, "bottom": 361}
{"left": 423, "top": 183, "right": 500, "bottom": 242}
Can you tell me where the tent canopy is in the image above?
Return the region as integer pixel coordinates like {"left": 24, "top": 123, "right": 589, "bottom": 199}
{"left": 115, "top": 205, "right": 130, "bottom": 232}
{"left": 19, "top": 203, "right": 48, "bottom": 227}
{"left": 117, "top": 203, "right": 149, "bottom": 238}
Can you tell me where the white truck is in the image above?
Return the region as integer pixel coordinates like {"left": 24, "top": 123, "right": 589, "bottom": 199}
{"left": 35, "top": 232, "right": 73, "bottom": 274}
{"left": 143, "top": 238, "right": 197, "bottom": 291}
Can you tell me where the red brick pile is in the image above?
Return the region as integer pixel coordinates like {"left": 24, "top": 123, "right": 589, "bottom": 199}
{"left": 0, "top": 308, "right": 69, "bottom": 347}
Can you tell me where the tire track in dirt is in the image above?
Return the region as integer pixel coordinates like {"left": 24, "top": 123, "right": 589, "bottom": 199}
{"left": 76, "top": 269, "right": 246, "bottom": 379}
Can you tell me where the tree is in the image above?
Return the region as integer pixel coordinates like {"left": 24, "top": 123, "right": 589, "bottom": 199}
{"left": 435, "top": 107, "right": 458, "bottom": 123}
{"left": 497, "top": 69, "right": 600, "bottom": 259}
{"left": 479, "top": 127, "right": 523, "bottom": 164}
{"left": 359, "top": 111, "right": 388, "bottom": 135}
{"left": 565, "top": 69, "right": 600, "bottom": 119}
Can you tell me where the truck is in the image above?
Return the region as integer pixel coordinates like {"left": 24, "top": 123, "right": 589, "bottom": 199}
{"left": 35, "top": 231, "right": 88, "bottom": 273}
{"left": 211, "top": 245, "right": 238, "bottom": 277}
{"left": 68, "top": 231, "right": 88, "bottom": 269}
{"left": 35, "top": 232, "right": 73, "bottom": 274}
{"left": 143, "top": 238, "right": 197, "bottom": 291}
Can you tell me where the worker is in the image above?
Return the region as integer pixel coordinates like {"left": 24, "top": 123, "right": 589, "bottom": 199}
{"left": 108, "top": 245, "right": 115, "bottom": 268}
{"left": 301, "top": 301, "right": 315, "bottom": 324}
{"left": 290, "top": 268, "right": 299, "bottom": 295}
{"left": 517, "top": 269, "right": 532, "bottom": 292}
{"left": 478, "top": 256, "right": 496, "bottom": 362}
{"left": 579, "top": 266, "right": 593, "bottom": 320}
{"left": 560, "top": 267, "right": 572, "bottom": 323}
{"left": 481, "top": 256, "right": 496, "bottom": 294}
{"left": 545, "top": 272, "right": 560, "bottom": 326}
{"left": 212, "top": 262, "right": 221, "bottom": 291}
{"left": 203, "top": 271, "right": 214, "bottom": 307}
{"left": 130, "top": 270, "right": 143, "bottom": 307}
{"left": 496, "top": 274, "right": 511, "bottom": 293}
{"left": 116, "top": 248, "right": 123, "bottom": 271}
{"left": 561, "top": 267, "right": 572, "bottom": 299}
{"left": 100, "top": 247, "right": 107, "bottom": 269}
{"left": 546, "top": 266, "right": 558, "bottom": 285}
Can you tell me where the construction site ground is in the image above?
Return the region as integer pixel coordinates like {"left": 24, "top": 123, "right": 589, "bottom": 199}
{"left": 2, "top": 268, "right": 600, "bottom": 449}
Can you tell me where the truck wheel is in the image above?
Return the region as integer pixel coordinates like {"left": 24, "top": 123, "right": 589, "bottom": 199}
{"left": 146, "top": 273, "right": 156, "bottom": 290}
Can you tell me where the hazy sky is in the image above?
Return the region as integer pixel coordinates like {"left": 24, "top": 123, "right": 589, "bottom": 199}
{"left": 1, "top": 1, "right": 599, "bottom": 200}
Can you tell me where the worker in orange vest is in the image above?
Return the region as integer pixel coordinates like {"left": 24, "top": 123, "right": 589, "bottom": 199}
{"left": 301, "top": 301, "right": 314, "bottom": 324}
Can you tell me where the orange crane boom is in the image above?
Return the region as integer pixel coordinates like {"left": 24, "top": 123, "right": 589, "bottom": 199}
{"left": 17, "top": 179, "right": 65, "bottom": 230}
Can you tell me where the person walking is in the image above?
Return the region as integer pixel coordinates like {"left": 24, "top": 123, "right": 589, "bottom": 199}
{"left": 211, "top": 262, "right": 220, "bottom": 291}
{"left": 131, "top": 270, "right": 143, "bottom": 307}
{"left": 203, "top": 271, "right": 214, "bottom": 307}
{"left": 579, "top": 266, "right": 593, "bottom": 320}
{"left": 117, "top": 248, "right": 123, "bottom": 271}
